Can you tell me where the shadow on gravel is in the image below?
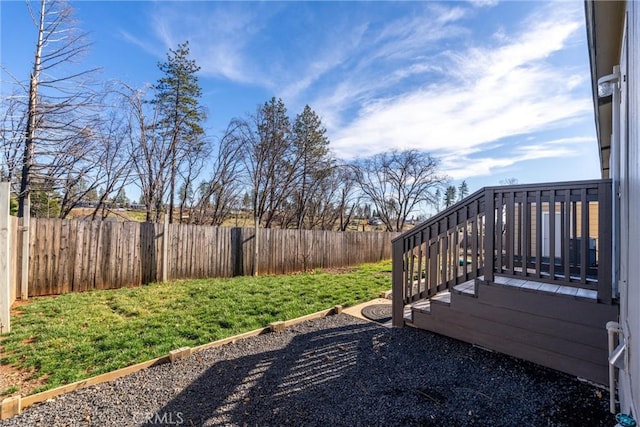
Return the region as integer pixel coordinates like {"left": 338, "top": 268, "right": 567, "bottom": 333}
{"left": 149, "top": 318, "right": 612, "bottom": 427}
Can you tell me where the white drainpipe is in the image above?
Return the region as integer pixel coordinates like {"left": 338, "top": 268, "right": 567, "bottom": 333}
{"left": 608, "top": 321, "right": 625, "bottom": 413}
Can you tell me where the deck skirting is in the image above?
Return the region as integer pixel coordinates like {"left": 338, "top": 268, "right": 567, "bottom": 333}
{"left": 408, "top": 280, "right": 618, "bottom": 385}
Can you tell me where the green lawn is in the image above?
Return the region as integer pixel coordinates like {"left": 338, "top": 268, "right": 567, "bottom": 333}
{"left": 0, "top": 260, "right": 391, "bottom": 395}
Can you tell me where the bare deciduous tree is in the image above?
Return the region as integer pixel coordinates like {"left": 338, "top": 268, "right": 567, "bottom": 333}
{"left": 125, "top": 84, "right": 166, "bottom": 222}
{"left": 13, "top": 0, "right": 100, "bottom": 216}
{"left": 0, "top": 93, "right": 26, "bottom": 185}
{"left": 353, "top": 149, "right": 448, "bottom": 232}
{"left": 87, "top": 107, "right": 134, "bottom": 220}
{"left": 192, "top": 119, "right": 244, "bottom": 226}
{"left": 334, "top": 166, "right": 360, "bottom": 232}
{"left": 499, "top": 177, "right": 519, "bottom": 185}
{"left": 177, "top": 136, "right": 209, "bottom": 223}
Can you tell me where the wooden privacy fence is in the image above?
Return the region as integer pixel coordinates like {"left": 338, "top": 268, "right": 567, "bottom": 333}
{"left": 11, "top": 219, "right": 399, "bottom": 297}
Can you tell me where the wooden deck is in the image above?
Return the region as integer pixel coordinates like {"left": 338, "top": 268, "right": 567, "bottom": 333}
{"left": 392, "top": 180, "right": 618, "bottom": 385}
{"left": 404, "top": 277, "right": 617, "bottom": 385}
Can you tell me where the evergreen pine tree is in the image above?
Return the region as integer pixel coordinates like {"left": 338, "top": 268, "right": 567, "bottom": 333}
{"left": 444, "top": 185, "right": 457, "bottom": 208}
{"left": 153, "top": 41, "right": 205, "bottom": 223}
{"left": 458, "top": 180, "right": 469, "bottom": 201}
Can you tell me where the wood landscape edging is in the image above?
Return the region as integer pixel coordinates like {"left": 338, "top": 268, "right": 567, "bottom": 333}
{"left": 0, "top": 305, "right": 344, "bottom": 420}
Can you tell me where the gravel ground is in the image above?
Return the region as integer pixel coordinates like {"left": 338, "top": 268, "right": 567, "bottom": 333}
{"left": 1, "top": 314, "right": 612, "bottom": 427}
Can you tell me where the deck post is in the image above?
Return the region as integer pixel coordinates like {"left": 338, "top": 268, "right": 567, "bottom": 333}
{"left": 598, "top": 181, "right": 612, "bottom": 304}
{"left": 484, "top": 188, "right": 495, "bottom": 282}
{"left": 392, "top": 237, "right": 405, "bottom": 328}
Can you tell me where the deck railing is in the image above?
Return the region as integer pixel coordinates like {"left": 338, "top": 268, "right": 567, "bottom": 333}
{"left": 392, "top": 179, "right": 613, "bottom": 327}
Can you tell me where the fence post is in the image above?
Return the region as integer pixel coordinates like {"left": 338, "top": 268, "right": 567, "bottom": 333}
{"left": 0, "top": 182, "right": 11, "bottom": 333}
{"left": 162, "top": 211, "right": 168, "bottom": 283}
{"left": 231, "top": 227, "right": 243, "bottom": 276}
{"left": 253, "top": 216, "right": 259, "bottom": 277}
{"left": 20, "top": 193, "right": 29, "bottom": 300}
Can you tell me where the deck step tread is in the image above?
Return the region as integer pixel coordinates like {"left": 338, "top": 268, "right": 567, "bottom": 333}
{"left": 430, "top": 291, "right": 451, "bottom": 304}
{"left": 409, "top": 290, "right": 450, "bottom": 316}
{"left": 452, "top": 279, "right": 475, "bottom": 296}
{"left": 491, "top": 276, "right": 597, "bottom": 301}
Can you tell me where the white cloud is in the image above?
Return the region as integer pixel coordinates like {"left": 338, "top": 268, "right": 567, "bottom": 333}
{"left": 117, "top": 30, "right": 161, "bottom": 58}
{"left": 278, "top": 22, "right": 370, "bottom": 104}
{"left": 128, "top": 3, "right": 471, "bottom": 104}
{"left": 467, "top": 0, "right": 500, "bottom": 8}
{"left": 432, "top": 4, "right": 468, "bottom": 24}
{"left": 442, "top": 136, "right": 595, "bottom": 180}
{"left": 123, "top": 2, "right": 279, "bottom": 85}
{"left": 325, "top": 1, "right": 590, "bottom": 181}
{"left": 309, "top": 4, "right": 470, "bottom": 127}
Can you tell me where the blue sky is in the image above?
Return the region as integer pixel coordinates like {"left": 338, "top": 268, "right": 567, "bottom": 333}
{"left": 1, "top": 0, "right": 600, "bottom": 195}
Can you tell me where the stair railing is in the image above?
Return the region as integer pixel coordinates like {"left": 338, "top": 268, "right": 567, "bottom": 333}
{"left": 392, "top": 189, "right": 486, "bottom": 326}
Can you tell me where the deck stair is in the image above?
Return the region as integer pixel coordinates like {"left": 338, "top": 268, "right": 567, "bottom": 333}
{"left": 392, "top": 180, "right": 618, "bottom": 386}
{"left": 404, "top": 280, "right": 474, "bottom": 320}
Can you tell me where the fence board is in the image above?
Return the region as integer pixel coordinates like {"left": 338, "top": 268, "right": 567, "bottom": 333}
{"left": 72, "top": 221, "right": 84, "bottom": 292}
{"left": 9, "top": 216, "right": 18, "bottom": 305}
